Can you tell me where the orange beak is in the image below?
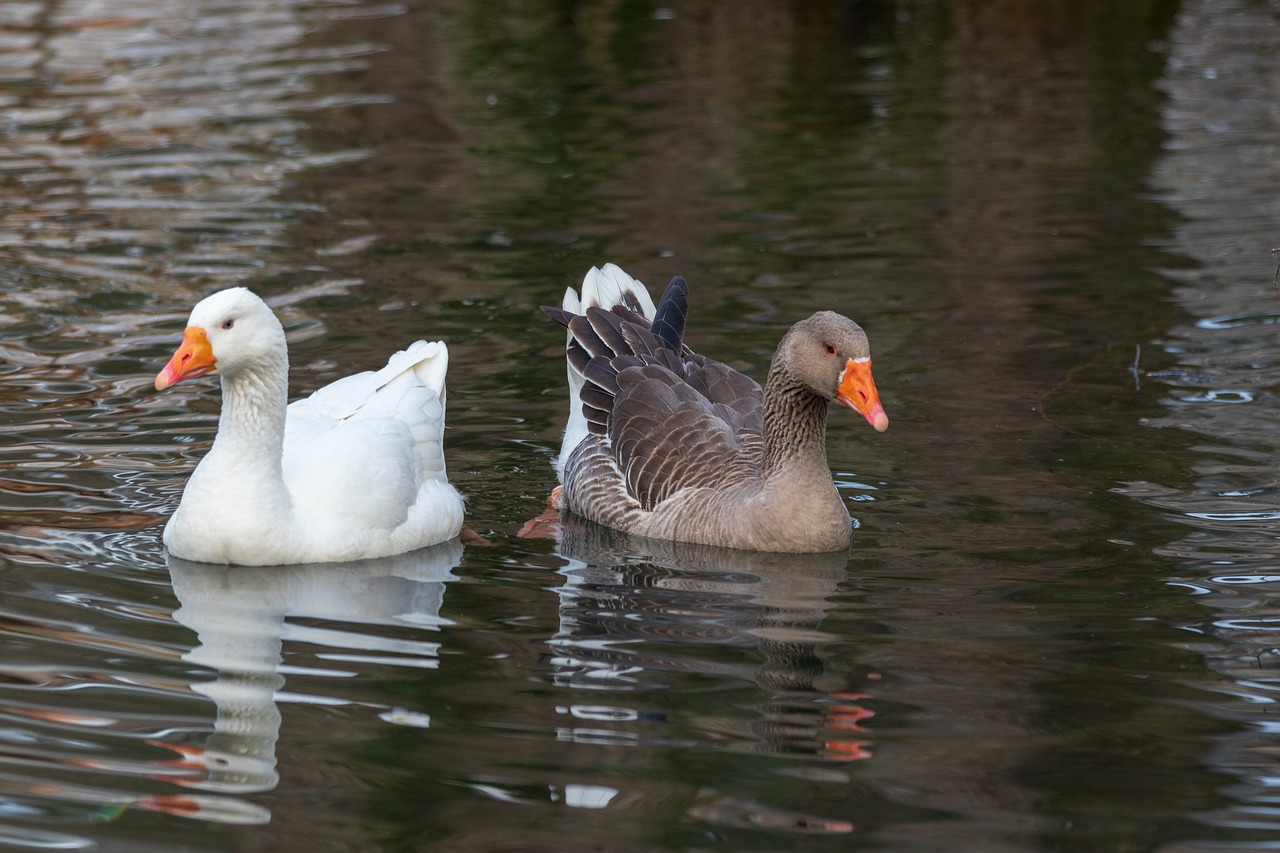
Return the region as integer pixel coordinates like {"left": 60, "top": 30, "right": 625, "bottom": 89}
{"left": 155, "top": 327, "right": 215, "bottom": 391}
{"left": 836, "top": 359, "right": 889, "bottom": 432}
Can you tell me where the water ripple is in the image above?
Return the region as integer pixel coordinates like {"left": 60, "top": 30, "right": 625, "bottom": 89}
{"left": 1196, "top": 311, "right": 1280, "bottom": 330}
{"left": 1140, "top": 1, "right": 1280, "bottom": 840}
{"left": 0, "top": 0, "right": 386, "bottom": 300}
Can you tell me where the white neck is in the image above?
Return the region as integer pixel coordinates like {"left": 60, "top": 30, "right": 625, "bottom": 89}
{"left": 204, "top": 356, "right": 290, "bottom": 497}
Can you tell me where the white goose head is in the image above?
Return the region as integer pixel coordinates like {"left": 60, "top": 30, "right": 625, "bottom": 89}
{"left": 155, "top": 288, "right": 287, "bottom": 390}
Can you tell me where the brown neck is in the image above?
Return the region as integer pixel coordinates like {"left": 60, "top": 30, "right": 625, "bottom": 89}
{"left": 761, "top": 362, "right": 831, "bottom": 475}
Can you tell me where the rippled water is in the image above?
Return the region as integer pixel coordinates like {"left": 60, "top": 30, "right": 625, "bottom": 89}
{"left": 8, "top": 0, "right": 1280, "bottom": 850}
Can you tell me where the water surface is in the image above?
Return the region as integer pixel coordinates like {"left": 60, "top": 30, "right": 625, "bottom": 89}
{"left": 2, "top": 1, "right": 1280, "bottom": 851}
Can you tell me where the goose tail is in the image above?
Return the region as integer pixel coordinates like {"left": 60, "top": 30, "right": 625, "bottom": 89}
{"left": 556, "top": 264, "right": 655, "bottom": 478}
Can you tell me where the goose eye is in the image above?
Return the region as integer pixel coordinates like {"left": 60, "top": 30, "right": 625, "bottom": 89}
{"left": 823, "top": 343, "right": 836, "bottom": 356}
{"left": 221, "top": 319, "right": 234, "bottom": 330}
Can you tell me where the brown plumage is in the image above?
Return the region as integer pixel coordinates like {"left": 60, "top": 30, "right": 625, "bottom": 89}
{"left": 543, "top": 265, "right": 888, "bottom": 553}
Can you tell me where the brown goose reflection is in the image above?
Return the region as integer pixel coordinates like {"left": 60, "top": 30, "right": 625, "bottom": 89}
{"left": 161, "top": 540, "right": 462, "bottom": 804}
{"left": 547, "top": 516, "right": 871, "bottom": 765}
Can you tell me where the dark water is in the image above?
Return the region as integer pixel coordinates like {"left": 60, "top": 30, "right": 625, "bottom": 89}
{"left": 3, "top": 0, "right": 1280, "bottom": 850}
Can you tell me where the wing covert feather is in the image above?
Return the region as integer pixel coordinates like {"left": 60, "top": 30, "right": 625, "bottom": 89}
{"left": 546, "top": 272, "right": 766, "bottom": 515}
{"left": 607, "top": 364, "right": 759, "bottom": 510}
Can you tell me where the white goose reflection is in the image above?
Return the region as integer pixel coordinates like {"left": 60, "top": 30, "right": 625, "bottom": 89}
{"left": 163, "top": 539, "right": 463, "bottom": 797}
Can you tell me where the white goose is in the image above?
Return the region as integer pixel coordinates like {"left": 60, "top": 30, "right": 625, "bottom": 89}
{"left": 154, "top": 288, "right": 464, "bottom": 565}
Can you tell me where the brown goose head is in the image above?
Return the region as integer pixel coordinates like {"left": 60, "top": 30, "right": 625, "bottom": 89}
{"left": 775, "top": 311, "right": 889, "bottom": 432}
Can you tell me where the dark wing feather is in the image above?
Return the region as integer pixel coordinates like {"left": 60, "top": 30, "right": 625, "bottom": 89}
{"left": 649, "top": 277, "right": 688, "bottom": 352}
{"left": 609, "top": 363, "right": 759, "bottom": 510}
{"left": 541, "top": 305, "right": 575, "bottom": 328}
{"left": 682, "top": 360, "right": 763, "bottom": 433}
{"left": 566, "top": 340, "right": 592, "bottom": 376}
{"left": 565, "top": 312, "right": 615, "bottom": 360}
{"left": 548, "top": 280, "right": 764, "bottom": 512}
{"left": 584, "top": 308, "right": 631, "bottom": 357}
{"left": 577, "top": 354, "right": 641, "bottom": 436}
{"left": 620, "top": 323, "right": 660, "bottom": 359}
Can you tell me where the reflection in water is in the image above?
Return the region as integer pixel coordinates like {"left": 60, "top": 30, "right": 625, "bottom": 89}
{"left": 0, "top": 0, "right": 389, "bottom": 292}
{"left": 163, "top": 539, "right": 462, "bottom": 814}
{"left": 1127, "top": 0, "right": 1280, "bottom": 841}
{"left": 0, "top": 600, "right": 272, "bottom": 839}
{"left": 547, "top": 518, "right": 865, "bottom": 834}
{"left": 0, "top": 531, "right": 461, "bottom": 845}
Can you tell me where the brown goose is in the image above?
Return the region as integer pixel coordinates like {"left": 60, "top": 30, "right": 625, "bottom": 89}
{"left": 542, "top": 264, "right": 888, "bottom": 553}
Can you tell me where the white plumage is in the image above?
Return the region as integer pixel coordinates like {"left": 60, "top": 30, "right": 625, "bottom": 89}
{"left": 155, "top": 288, "right": 464, "bottom": 565}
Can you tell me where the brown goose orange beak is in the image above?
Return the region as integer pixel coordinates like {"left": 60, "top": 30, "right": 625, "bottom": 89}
{"left": 836, "top": 358, "right": 888, "bottom": 432}
{"left": 155, "top": 327, "right": 215, "bottom": 391}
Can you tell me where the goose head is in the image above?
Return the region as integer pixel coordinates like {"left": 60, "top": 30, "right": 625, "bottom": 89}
{"left": 155, "top": 288, "right": 286, "bottom": 390}
{"left": 777, "top": 311, "right": 889, "bottom": 432}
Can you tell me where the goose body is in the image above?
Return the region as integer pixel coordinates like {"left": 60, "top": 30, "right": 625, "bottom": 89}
{"left": 543, "top": 265, "right": 888, "bottom": 553}
{"left": 155, "top": 288, "right": 464, "bottom": 566}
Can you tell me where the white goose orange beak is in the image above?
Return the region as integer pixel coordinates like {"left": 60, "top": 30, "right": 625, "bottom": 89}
{"left": 836, "top": 358, "right": 888, "bottom": 432}
{"left": 155, "top": 327, "right": 215, "bottom": 391}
